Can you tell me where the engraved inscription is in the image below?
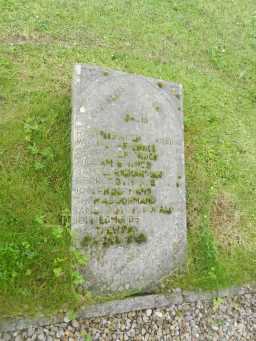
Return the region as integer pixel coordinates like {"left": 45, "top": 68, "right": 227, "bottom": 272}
{"left": 72, "top": 65, "right": 186, "bottom": 294}
{"left": 74, "top": 130, "right": 175, "bottom": 248}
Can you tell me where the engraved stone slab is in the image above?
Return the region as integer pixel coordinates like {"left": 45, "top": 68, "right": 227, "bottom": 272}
{"left": 72, "top": 64, "right": 186, "bottom": 294}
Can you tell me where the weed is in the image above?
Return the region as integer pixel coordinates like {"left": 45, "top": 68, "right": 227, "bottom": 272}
{"left": 212, "top": 297, "right": 224, "bottom": 312}
{"left": 24, "top": 116, "right": 55, "bottom": 172}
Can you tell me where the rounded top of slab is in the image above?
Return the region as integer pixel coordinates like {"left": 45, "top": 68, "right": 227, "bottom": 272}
{"left": 75, "top": 67, "right": 182, "bottom": 138}
{"left": 72, "top": 65, "right": 186, "bottom": 294}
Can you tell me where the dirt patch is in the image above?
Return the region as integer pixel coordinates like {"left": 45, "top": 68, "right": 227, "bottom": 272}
{"left": 211, "top": 192, "right": 243, "bottom": 249}
{"left": 187, "top": 201, "right": 201, "bottom": 231}
{"left": 0, "top": 32, "right": 108, "bottom": 49}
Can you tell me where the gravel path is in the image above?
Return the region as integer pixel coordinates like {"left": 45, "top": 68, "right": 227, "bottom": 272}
{"left": 1, "top": 290, "right": 255, "bottom": 340}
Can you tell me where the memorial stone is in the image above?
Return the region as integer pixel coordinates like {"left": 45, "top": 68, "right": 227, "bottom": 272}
{"left": 72, "top": 64, "right": 186, "bottom": 294}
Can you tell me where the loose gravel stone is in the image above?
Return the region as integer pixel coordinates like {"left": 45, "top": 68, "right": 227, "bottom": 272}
{"left": 146, "top": 309, "right": 152, "bottom": 317}
{"left": 71, "top": 320, "right": 79, "bottom": 329}
{"left": 14, "top": 336, "right": 22, "bottom": 341}
{"left": 1, "top": 288, "right": 255, "bottom": 340}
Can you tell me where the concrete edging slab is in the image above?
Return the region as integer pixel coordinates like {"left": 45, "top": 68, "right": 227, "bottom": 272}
{"left": 0, "top": 284, "right": 255, "bottom": 333}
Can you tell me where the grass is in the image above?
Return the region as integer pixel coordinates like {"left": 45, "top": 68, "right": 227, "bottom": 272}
{"left": 0, "top": 0, "right": 256, "bottom": 317}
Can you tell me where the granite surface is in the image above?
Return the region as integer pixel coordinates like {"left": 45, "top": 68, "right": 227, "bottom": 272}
{"left": 72, "top": 65, "right": 186, "bottom": 294}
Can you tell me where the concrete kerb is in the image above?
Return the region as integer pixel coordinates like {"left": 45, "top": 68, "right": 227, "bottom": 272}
{"left": 1, "top": 283, "right": 255, "bottom": 333}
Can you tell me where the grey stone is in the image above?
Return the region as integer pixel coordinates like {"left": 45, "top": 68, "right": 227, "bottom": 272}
{"left": 37, "top": 333, "right": 46, "bottom": 341}
{"left": 154, "top": 311, "right": 164, "bottom": 319}
{"left": 127, "top": 328, "right": 135, "bottom": 337}
{"left": 71, "top": 320, "right": 80, "bottom": 329}
{"left": 63, "top": 315, "right": 70, "bottom": 323}
{"left": 183, "top": 290, "right": 217, "bottom": 303}
{"left": 2, "top": 333, "right": 11, "bottom": 341}
{"left": 76, "top": 293, "right": 179, "bottom": 320}
{"left": 14, "top": 336, "right": 23, "bottom": 341}
{"left": 72, "top": 64, "right": 186, "bottom": 294}
{"left": 146, "top": 309, "right": 152, "bottom": 317}
{"left": 27, "top": 326, "right": 34, "bottom": 337}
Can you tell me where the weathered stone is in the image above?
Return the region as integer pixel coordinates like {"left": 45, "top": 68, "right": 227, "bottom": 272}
{"left": 63, "top": 315, "right": 70, "bottom": 323}
{"left": 71, "top": 64, "right": 187, "bottom": 294}
{"left": 71, "top": 320, "right": 80, "bottom": 329}
{"left": 1, "top": 288, "right": 256, "bottom": 341}
{"left": 154, "top": 311, "right": 163, "bottom": 319}
{"left": 146, "top": 309, "right": 152, "bottom": 317}
{"left": 2, "top": 333, "right": 11, "bottom": 341}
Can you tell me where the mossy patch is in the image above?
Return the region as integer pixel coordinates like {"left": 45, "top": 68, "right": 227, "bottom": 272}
{"left": 82, "top": 224, "right": 147, "bottom": 249}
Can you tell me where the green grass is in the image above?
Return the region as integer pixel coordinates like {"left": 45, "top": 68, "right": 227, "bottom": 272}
{"left": 0, "top": 0, "right": 256, "bottom": 317}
